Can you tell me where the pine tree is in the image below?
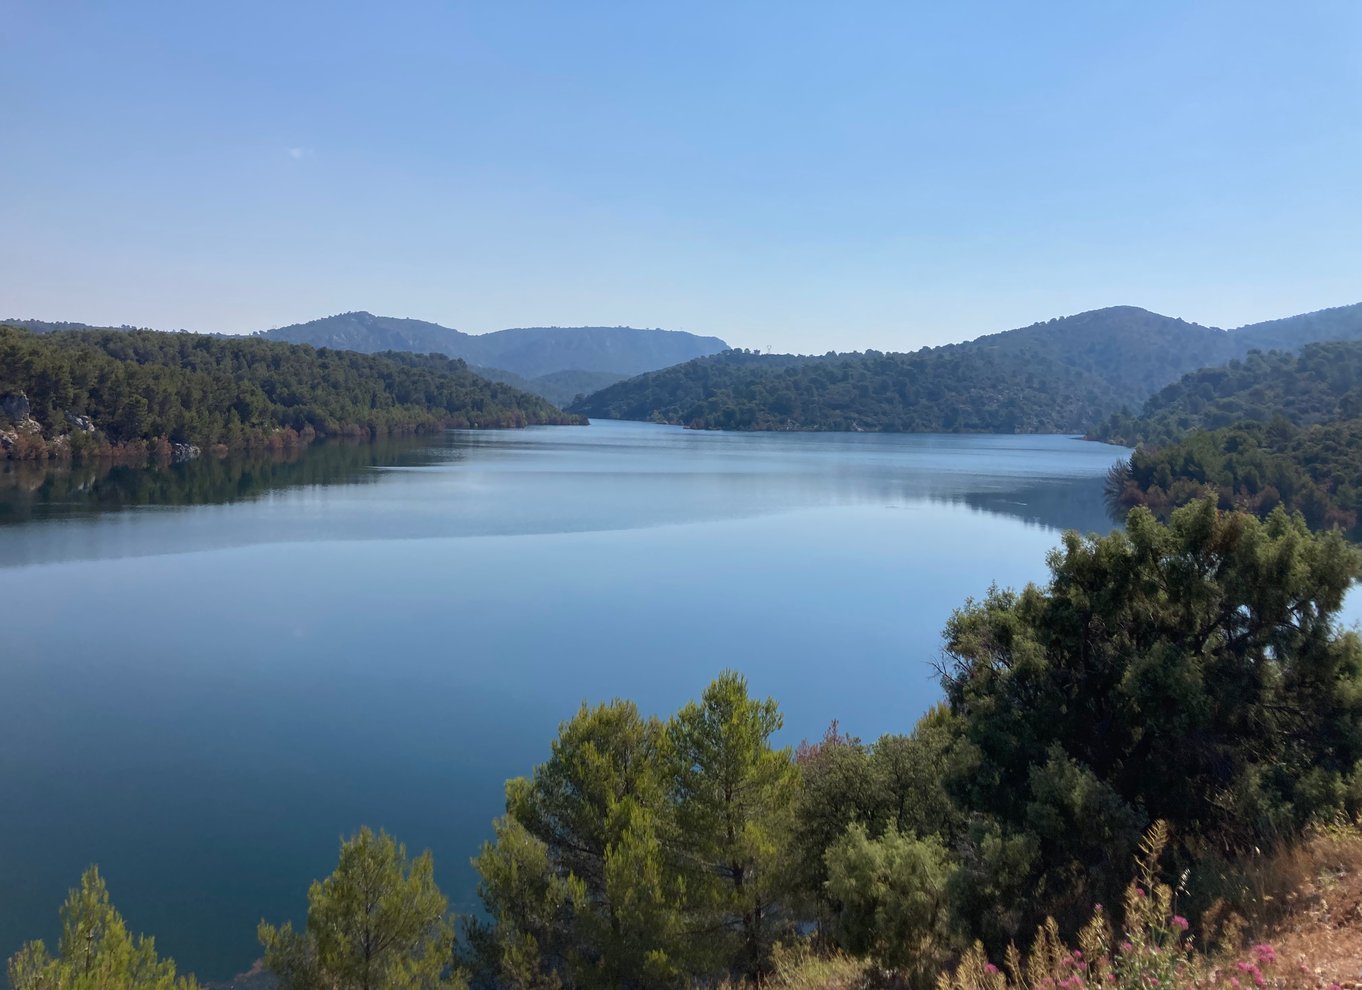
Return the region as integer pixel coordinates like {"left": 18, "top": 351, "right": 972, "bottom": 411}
{"left": 468, "top": 700, "right": 686, "bottom": 990}
{"left": 667, "top": 671, "right": 800, "bottom": 979}
{"left": 7, "top": 866, "right": 198, "bottom": 990}
{"left": 258, "top": 827, "right": 463, "bottom": 990}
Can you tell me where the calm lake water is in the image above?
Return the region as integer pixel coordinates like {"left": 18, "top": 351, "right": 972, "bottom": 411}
{"left": 0, "top": 421, "right": 1143, "bottom": 980}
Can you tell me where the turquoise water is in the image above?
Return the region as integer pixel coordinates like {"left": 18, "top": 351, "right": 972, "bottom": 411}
{"left": 0, "top": 421, "right": 1135, "bottom": 981}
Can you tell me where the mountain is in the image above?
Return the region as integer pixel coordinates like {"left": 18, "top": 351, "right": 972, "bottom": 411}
{"left": 257, "top": 312, "right": 465, "bottom": 354}
{"left": 254, "top": 311, "right": 729, "bottom": 379}
{"left": 0, "top": 325, "right": 582, "bottom": 460}
{"left": 572, "top": 303, "right": 1362, "bottom": 434}
{"left": 472, "top": 366, "right": 630, "bottom": 408}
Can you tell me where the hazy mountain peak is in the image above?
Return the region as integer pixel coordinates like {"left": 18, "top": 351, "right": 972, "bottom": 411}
{"left": 253, "top": 313, "right": 730, "bottom": 380}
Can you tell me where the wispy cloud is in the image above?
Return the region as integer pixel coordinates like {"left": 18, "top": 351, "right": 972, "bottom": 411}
{"left": 286, "top": 147, "right": 311, "bottom": 160}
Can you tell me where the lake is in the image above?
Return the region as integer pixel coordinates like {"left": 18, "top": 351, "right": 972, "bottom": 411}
{"left": 1, "top": 420, "right": 1135, "bottom": 981}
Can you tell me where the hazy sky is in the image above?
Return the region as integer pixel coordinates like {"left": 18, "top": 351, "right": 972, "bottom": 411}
{"left": 3, "top": 1, "right": 1360, "bottom": 352}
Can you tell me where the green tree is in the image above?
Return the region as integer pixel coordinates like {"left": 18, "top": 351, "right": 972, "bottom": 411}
{"left": 467, "top": 701, "right": 686, "bottom": 990}
{"left": 940, "top": 498, "right": 1362, "bottom": 943}
{"left": 823, "top": 824, "right": 956, "bottom": 985}
{"left": 791, "top": 711, "right": 963, "bottom": 953}
{"left": 258, "top": 827, "right": 463, "bottom": 990}
{"left": 668, "top": 671, "right": 800, "bottom": 979}
{"left": 7, "top": 866, "right": 198, "bottom": 990}
{"left": 791, "top": 723, "right": 877, "bottom": 908}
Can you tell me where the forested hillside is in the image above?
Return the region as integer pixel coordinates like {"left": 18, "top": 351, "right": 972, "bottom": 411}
{"left": 572, "top": 303, "right": 1362, "bottom": 434}
{"left": 1107, "top": 417, "right": 1362, "bottom": 538}
{"left": 0, "top": 325, "right": 582, "bottom": 461}
{"left": 8, "top": 312, "right": 727, "bottom": 403}
{"left": 1095, "top": 339, "right": 1362, "bottom": 536}
{"left": 572, "top": 347, "right": 1118, "bottom": 432}
{"left": 1093, "top": 340, "right": 1362, "bottom": 447}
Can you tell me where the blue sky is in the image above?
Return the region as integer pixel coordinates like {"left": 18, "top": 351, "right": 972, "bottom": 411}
{"left": 3, "top": 1, "right": 1359, "bottom": 352}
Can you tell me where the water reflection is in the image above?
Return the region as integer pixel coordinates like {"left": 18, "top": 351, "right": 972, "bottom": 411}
{"left": 0, "top": 438, "right": 444, "bottom": 525}
{"left": 0, "top": 424, "right": 1129, "bottom": 568}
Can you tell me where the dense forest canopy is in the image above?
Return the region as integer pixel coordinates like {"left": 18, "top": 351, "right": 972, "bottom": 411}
{"left": 0, "top": 325, "right": 582, "bottom": 461}
{"left": 9, "top": 313, "right": 725, "bottom": 406}
{"left": 571, "top": 303, "right": 1362, "bottom": 434}
{"left": 1093, "top": 340, "right": 1362, "bottom": 447}
{"left": 571, "top": 347, "right": 1120, "bottom": 433}
{"left": 1107, "top": 417, "right": 1362, "bottom": 539}
{"left": 1096, "top": 340, "right": 1362, "bottom": 537}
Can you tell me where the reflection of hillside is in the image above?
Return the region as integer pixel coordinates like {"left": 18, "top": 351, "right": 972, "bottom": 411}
{"left": 0, "top": 426, "right": 1124, "bottom": 542}
{"left": 0, "top": 438, "right": 443, "bottom": 525}
{"left": 948, "top": 478, "right": 1120, "bottom": 535}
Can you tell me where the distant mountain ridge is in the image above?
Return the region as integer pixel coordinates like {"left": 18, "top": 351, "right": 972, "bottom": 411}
{"left": 254, "top": 311, "right": 730, "bottom": 379}
{"left": 571, "top": 302, "right": 1362, "bottom": 434}
{"left": 13, "top": 302, "right": 1362, "bottom": 434}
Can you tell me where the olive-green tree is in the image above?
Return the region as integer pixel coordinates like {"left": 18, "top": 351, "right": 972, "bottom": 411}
{"left": 791, "top": 707, "right": 962, "bottom": 931}
{"left": 7, "top": 866, "right": 198, "bottom": 990}
{"left": 258, "top": 827, "right": 463, "bottom": 990}
{"left": 823, "top": 824, "right": 956, "bottom": 985}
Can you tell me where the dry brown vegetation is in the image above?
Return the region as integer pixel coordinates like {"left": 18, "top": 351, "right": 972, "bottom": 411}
{"left": 734, "top": 823, "right": 1362, "bottom": 990}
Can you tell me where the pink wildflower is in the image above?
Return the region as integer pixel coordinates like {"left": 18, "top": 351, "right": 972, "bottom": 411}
{"left": 1252, "top": 944, "right": 1276, "bottom": 965}
{"left": 985, "top": 964, "right": 1000, "bottom": 975}
{"left": 1171, "top": 915, "right": 1189, "bottom": 931}
{"left": 1134, "top": 887, "right": 1146, "bottom": 898}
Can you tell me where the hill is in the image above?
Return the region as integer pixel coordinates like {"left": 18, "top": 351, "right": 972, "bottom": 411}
{"left": 571, "top": 347, "right": 1119, "bottom": 432}
{"left": 572, "top": 303, "right": 1362, "bottom": 433}
{"left": 254, "top": 311, "right": 729, "bottom": 379}
{"left": 1093, "top": 337, "right": 1362, "bottom": 539}
{"left": 1094, "top": 339, "right": 1362, "bottom": 446}
{"left": 0, "top": 325, "right": 582, "bottom": 460}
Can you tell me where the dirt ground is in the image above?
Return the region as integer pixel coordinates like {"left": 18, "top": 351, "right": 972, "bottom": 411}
{"left": 1261, "top": 828, "right": 1362, "bottom": 988}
